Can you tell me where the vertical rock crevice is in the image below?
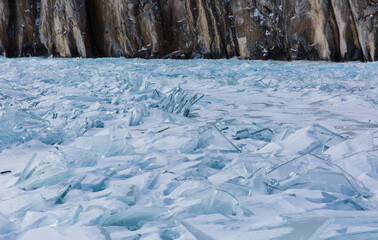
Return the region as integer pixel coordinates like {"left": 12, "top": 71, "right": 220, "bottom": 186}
{"left": 13, "top": 0, "right": 37, "bottom": 57}
{"left": 52, "top": 0, "right": 92, "bottom": 57}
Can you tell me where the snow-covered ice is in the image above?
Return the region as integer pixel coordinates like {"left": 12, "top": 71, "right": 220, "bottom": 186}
{"left": 0, "top": 58, "right": 377, "bottom": 239}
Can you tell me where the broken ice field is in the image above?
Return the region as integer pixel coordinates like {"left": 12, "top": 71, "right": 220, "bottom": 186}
{"left": 0, "top": 58, "right": 377, "bottom": 239}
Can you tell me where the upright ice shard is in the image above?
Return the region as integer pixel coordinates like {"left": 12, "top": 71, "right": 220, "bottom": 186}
{"left": 0, "top": 125, "right": 23, "bottom": 151}
{"left": 0, "top": 107, "right": 50, "bottom": 149}
{"left": 176, "top": 218, "right": 214, "bottom": 240}
{"left": 153, "top": 88, "right": 204, "bottom": 117}
{"left": 128, "top": 104, "right": 149, "bottom": 126}
{"left": 17, "top": 154, "right": 76, "bottom": 191}
{"left": 16, "top": 153, "right": 37, "bottom": 184}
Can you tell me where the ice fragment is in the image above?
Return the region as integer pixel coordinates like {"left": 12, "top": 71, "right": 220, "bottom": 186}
{"left": 101, "top": 207, "right": 169, "bottom": 230}
{"left": 325, "top": 131, "right": 374, "bottom": 160}
{"left": 265, "top": 154, "right": 369, "bottom": 196}
{"left": 128, "top": 104, "right": 149, "bottom": 126}
{"left": 160, "top": 229, "right": 180, "bottom": 240}
{"left": 16, "top": 153, "right": 37, "bottom": 184}
{"left": 233, "top": 123, "right": 274, "bottom": 142}
{"left": 208, "top": 161, "right": 249, "bottom": 185}
{"left": 0, "top": 213, "right": 13, "bottom": 235}
{"left": 0, "top": 192, "right": 46, "bottom": 217}
{"left": 176, "top": 218, "right": 214, "bottom": 240}
{"left": 153, "top": 88, "right": 204, "bottom": 117}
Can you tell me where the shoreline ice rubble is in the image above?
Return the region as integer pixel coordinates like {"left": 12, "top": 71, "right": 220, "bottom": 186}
{"left": 0, "top": 58, "right": 377, "bottom": 239}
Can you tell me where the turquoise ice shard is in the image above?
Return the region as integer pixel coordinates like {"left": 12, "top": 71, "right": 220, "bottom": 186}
{"left": 101, "top": 207, "right": 169, "bottom": 230}
{"left": 91, "top": 119, "right": 104, "bottom": 128}
{"left": 324, "top": 131, "right": 374, "bottom": 160}
{"left": 258, "top": 125, "right": 346, "bottom": 155}
{"left": 273, "top": 126, "right": 295, "bottom": 141}
{"left": 0, "top": 213, "right": 13, "bottom": 235}
{"left": 201, "top": 189, "right": 239, "bottom": 216}
{"left": 180, "top": 125, "right": 241, "bottom": 153}
{"left": 176, "top": 218, "right": 214, "bottom": 240}
{"left": 0, "top": 107, "right": 50, "bottom": 150}
{"left": 16, "top": 153, "right": 37, "bottom": 184}
{"left": 235, "top": 128, "right": 273, "bottom": 142}
{"left": 104, "top": 140, "right": 135, "bottom": 157}
{"left": 81, "top": 174, "right": 109, "bottom": 192}
{"left": 312, "top": 124, "right": 346, "bottom": 141}
{"left": 309, "top": 124, "right": 347, "bottom": 155}
{"left": 0, "top": 192, "right": 46, "bottom": 217}
{"left": 0, "top": 106, "right": 48, "bottom": 129}
{"left": 272, "top": 217, "right": 333, "bottom": 240}
{"left": 179, "top": 137, "right": 199, "bottom": 154}
{"left": 172, "top": 188, "right": 240, "bottom": 216}
{"left": 331, "top": 152, "right": 378, "bottom": 194}
{"left": 160, "top": 229, "right": 180, "bottom": 240}
{"left": 37, "top": 127, "right": 65, "bottom": 145}
{"left": 59, "top": 146, "right": 100, "bottom": 168}
{"left": 233, "top": 123, "right": 274, "bottom": 142}
{"left": 0, "top": 106, "right": 53, "bottom": 151}
{"left": 110, "top": 185, "right": 138, "bottom": 206}
{"left": 0, "top": 125, "right": 24, "bottom": 151}
{"left": 111, "top": 90, "right": 124, "bottom": 105}
{"left": 74, "top": 136, "right": 111, "bottom": 154}
{"left": 55, "top": 184, "right": 71, "bottom": 204}
{"left": 73, "top": 134, "right": 135, "bottom": 158}
{"left": 110, "top": 126, "right": 132, "bottom": 140}
{"left": 265, "top": 154, "right": 370, "bottom": 196}
{"left": 211, "top": 124, "right": 241, "bottom": 153}
{"left": 17, "top": 154, "right": 76, "bottom": 190}
{"left": 128, "top": 104, "right": 149, "bottom": 126}
{"left": 208, "top": 161, "right": 249, "bottom": 185}
{"left": 18, "top": 168, "right": 76, "bottom": 191}
{"left": 21, "top": 204, "right": 83, "bottom": 228}
{"left": 147, "top": 172, "right": 160, "bottom": 190}
{"left": 64, "top": 118, "right": 92, "bottom": 139}
{"left": 205, "top": 154, "right": 232, "bottom": 170}
{"left": 152, "top": 87, "right": 204, "bottom": 117}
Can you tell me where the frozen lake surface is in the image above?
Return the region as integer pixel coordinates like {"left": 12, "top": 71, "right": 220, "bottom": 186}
{"left": 0, "top": 58, "right": 377, "bottom": 239}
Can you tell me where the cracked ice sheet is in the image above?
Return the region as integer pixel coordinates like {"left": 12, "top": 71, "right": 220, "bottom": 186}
{"left": 0, "top": 58, "right": 377, "bottom": 239}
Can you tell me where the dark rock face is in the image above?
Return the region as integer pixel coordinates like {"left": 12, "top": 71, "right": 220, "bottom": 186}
{"left": 0, "top": 0, "right": 10, "bottom": 56}
{"left": 37, "top": 0, "right": 92, "bottom": 57}
{"left": 0, "top": 0, "right": 376, "bottom": 61}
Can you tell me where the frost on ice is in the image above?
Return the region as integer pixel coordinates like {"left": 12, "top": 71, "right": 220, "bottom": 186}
{"left": 0, "top": 58, "right": 377, "bottom": 239}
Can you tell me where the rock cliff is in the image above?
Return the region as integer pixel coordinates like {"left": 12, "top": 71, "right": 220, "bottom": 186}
{"left": 0, "top": 0, "right": 376, "bottom": 61}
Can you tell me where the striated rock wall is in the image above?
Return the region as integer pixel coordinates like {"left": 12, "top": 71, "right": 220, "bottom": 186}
{"left": 0, "top": 0, "right": 376, "bottom": 61}
{"left": 0, "top": 0, "right": 9, "bottom": 56}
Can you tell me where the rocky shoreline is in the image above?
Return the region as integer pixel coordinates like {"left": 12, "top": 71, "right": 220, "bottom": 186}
{"left": 0, "top": 0, "right": 377, "bottom": 61}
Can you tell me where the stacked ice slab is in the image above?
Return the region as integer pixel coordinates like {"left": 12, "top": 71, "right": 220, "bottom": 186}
{"left": 0, "top": 58, "right": 377, "bottom": 239}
